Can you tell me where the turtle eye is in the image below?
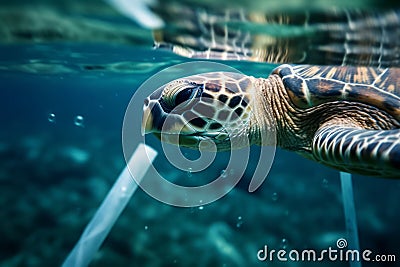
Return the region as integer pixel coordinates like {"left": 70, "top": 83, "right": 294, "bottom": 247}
{"left": 174, "top": 84, "right": 203, "bottom": 107}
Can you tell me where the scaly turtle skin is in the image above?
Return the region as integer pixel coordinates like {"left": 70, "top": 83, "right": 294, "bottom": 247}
{"left": 142, "top": 65, "right": 400, "bottom": 178}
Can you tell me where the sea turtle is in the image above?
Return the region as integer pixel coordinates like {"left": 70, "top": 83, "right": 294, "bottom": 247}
{"left": 142, "top": 65, "right": 400, "bottom": 178}
{"left": 141, "top": 7, "right": 400, "bottom": 178}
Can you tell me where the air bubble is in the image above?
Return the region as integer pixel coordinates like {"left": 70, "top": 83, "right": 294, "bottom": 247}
{"left": 220, "top": 169, "right": 227, "bottom": 178}
{"left": 198, "top": 206, "right": 204, "bottom": 210}
{"left": 281, "top": 238, "right": 288, "bottom": 249}
{"left": 236, "top": 216, "right": 243, "bottom": 228}
{"left": 74, "top": 115, "right": 85, "bottom": 128}
{"left": 144, "top": 225, "right": 148, "bottom": 230}
{"left": 187, "top": 167, "right": 193, "bottom": 177}
{"left": 322, "top": 178, "right": 329, "bottom": 188}
{"left": 48, "top": 113, "right": 56, "bottom": 123}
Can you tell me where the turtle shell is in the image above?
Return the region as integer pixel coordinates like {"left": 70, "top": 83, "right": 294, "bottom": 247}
{"left": 273, "top": 64, "right": 400, "bottom": 121}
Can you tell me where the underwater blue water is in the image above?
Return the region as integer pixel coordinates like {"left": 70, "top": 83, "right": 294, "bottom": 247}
{"left": 1, "top": 6, "right": 400, "bottom": 267}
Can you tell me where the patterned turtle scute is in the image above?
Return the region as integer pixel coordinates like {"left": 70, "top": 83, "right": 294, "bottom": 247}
{"left": 275, "top": 64, "right": 400, "bottom": 121}
{"left": 273, "top": 65, "right": 309, "bottom": 108}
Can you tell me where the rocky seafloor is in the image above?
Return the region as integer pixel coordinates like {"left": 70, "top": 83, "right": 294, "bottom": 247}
{"left": 1, "top": 125, "right": 399, "bottom": 267}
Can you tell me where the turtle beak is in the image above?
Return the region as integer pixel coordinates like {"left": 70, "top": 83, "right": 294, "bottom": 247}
{"left": 142, "top": 105, "right": 153, "bottom": 135}
{"left": 142, "top": 95, "right": 183, "bottom": 135}
{"left": 142, "top": 92, "right": 198, "bottom": 139}
{"left": 142, "top": 102, "right": 196, "bottom": 136}
{"left": 142, "top": 97, "right": 160, "bottom": 135}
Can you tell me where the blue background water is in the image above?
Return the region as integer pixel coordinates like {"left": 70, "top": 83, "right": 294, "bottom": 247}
{"left": 1, "top": 4, "right": 400, "bottom": 267}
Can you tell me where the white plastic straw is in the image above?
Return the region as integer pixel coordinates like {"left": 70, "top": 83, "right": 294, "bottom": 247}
{"left": 62, "top": 143, "right": 157, "bottom": 267}
{"left": 340, "top": 171, "right": 361, "bottom": 267}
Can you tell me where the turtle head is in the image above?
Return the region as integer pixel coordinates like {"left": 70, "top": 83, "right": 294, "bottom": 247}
{"left": 142, "top": 72, "right": 256, "bottom": 151}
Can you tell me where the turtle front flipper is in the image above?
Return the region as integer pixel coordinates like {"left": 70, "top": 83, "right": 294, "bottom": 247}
{"left": 312, "top": 125, "right": 400, "bottom": 178}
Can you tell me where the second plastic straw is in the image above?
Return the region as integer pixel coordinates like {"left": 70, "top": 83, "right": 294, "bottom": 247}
{"left": 62, "top": 143, "right": 157, "bottom": 267}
